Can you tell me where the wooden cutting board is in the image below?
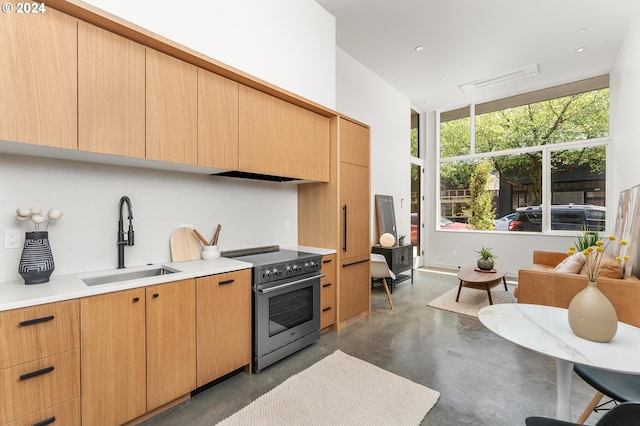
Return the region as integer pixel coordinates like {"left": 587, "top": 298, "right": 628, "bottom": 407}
{"left": 170, "top": 227, "right": 202, "bottom": 262}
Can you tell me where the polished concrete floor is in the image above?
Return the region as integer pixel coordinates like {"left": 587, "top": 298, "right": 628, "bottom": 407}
{"left": 142, "top": 268, "right": 606, "bottom": 426}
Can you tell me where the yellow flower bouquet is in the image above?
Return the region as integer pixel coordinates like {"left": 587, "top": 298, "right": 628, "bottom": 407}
{"left": 567, "top": 235, "right": 630, "bottom": 282}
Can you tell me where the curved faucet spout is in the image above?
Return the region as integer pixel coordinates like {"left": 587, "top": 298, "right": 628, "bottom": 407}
{"left": 118, "top": 196, "right": 134, "bottom": 269}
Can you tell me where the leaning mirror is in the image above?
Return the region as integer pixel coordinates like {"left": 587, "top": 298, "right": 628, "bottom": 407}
{"left": 375, "top": 194, "right": 397, "bottom": 243}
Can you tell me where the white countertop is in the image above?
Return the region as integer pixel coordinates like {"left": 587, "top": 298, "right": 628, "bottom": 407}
{"left": 285, "top": 245, "right": 337, "bottom": 256}
{"left": 0, "top": 257, "right": 253, "bottom": 312}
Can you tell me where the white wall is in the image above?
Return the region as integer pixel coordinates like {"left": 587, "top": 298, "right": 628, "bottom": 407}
{"left": 83, "top": 0, "right": 336, "bottom": 109}
{"left": 335, "top": 48, "right": 412, "bottom": 245}
{"left": 611, "top": 4, "right": 640, "bottom": 196}
{"left": 0, "top": 1, "right": 335, "bottom": 283}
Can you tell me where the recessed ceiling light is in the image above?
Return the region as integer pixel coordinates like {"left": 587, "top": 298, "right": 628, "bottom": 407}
{"left": 443, "top": 76, "right": 449, "bottom": 81}
{"left": 575, "top": 47, "right": 587, "bottom": 53}
{"left": 577, "top": 28, "right": 586, "bottom": 34}
{"left": 415, "top": 46, "right": 424, "bottom": 52}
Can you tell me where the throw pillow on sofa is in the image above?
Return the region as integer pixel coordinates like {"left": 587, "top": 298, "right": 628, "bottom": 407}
{"left": 579, "top": 250, "right": 623, "bottom": 279}
{"left": 554, "top": 252, "right": 586, "bottom": 273}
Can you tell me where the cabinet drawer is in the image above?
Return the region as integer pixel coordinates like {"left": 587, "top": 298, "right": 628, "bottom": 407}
{"left": 321, "top": 254, "right": 336, "bottom": 281}
{"left": 0, "top": 350, "right": 80, "bottom": 424}
{"left": 5, "top": 398, "right": 80, "bottom": 426}
{"left": 0, "top": 300, "right": 79, "bottom": 369}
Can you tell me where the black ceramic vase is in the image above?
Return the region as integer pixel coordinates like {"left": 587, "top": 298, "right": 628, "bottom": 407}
{"left": 18, "top": 231, "right": 55, "bottom": 284}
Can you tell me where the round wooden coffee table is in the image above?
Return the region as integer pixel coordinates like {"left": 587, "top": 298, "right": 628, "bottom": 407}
{"left": 456, "top": 264, "right": 508, "bottom": 305}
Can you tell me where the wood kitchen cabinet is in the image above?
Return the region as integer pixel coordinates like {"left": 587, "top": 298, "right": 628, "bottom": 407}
{"left": 81, "top": 280, "right": 196, "bottom": 425}
{"left": 198, "top": 68, "right": 239, "bottom": 170}
{"left": 239, "top": 85, "right": 330, "bottom": 182}
{"left": 80, "top": 288, "right": 146, "bottom": 426}
{"left": 146, "top": 48, "right": 198, "bottom": 165}
{"left": 196, "top": 269, "right": 251, "bottom": 386}
{"left": 146, "top": 280, "right": 196, "bottom": 411}
{"left": 0, "top": 300, "right": 80, "bottom": 425}
{"left": 298, "top": 116, "right": 371, "bottom": 331}
{"left": 78, "top": 21, "right": 146, "bottom": 158}
{"left": 320, "top": 254, "right": 337, "bottom": 330}
{"left": 0, "top": 8, "right": 77, "bottom": 149}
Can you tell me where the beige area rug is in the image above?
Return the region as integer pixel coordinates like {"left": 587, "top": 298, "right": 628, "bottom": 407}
{"left": 427, "top": 284, "right": 517, "bottom": 317}
{"left": 216, "top": 350, "right": 440, "bottom": 426}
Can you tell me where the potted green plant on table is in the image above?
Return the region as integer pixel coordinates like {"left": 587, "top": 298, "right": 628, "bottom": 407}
{"left": 475, "top": 246, "right": 496, "bottom": 271}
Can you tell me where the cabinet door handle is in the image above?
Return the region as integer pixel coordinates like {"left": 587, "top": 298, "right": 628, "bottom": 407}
{"left": 32, "top": 416, "right": 56, "bottom": 426}
{"left": 322, "top": 307, "right": 332, "bottom": 312}
{"left": 322, "top": 282, "right": 332, "bottom": 288}
{"left": 19, "top": 315, "right": 55, "bottom": 327}
{"left": 153, "top": 293, "right": 159, "bottom": 298}
{"left": 20, "top": 366, "right": 54, "bottom": 381}
{"left": 342, "top": 204, "right": 348, "bottom": 252}
{"left": 219, "top": 279, "right": 235, "bottom": 286}
{"left": 342, "top": 259, "right": 370, "bottom": 267}
{"left": 133, "top": 297, "right": 140, "bottom": 302}
{"left": 322, "top": 259, "right": 333, "bottom": 264}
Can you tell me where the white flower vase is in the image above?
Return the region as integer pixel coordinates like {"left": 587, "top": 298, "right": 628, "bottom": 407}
{"left": 201, "top": 245, "right": 221, "bottom": 260}
{"left": 567, "top": 280, "right": 618, "bottom": 343}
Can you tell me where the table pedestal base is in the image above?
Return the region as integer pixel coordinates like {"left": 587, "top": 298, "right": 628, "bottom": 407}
{"left": 556, "top": 359, "right": 574, "bottom": 421}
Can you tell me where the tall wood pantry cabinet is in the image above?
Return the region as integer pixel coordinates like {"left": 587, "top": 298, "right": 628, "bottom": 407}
{"left": 299, "top": 116, "right": 371, "bottom": 331}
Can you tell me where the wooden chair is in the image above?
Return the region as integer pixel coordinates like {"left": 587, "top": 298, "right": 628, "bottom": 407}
{"left": 370, "top": 253, "right": 393, "bottom": 309}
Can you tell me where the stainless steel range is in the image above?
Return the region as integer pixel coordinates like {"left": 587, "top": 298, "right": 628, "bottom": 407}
{"left": 227, "top": 246, "right": 323, "bottom": 372}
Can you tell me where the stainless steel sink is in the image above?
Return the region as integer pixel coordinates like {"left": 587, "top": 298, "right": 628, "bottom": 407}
{"left": 82, "top": 266, "right": 180, "bottom": 286}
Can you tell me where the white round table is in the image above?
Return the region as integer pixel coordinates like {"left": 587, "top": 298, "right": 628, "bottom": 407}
{"left": 478, "top": 303, "right": 640, "bottom": 421}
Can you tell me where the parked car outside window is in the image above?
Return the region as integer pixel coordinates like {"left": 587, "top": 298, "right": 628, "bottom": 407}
{"left": 508, "top": 205, "right": 606, "bottom": 232}
{"left": 440, "top": 216, "right": 469, "bottom": 230}
{"left": 494, "top": 213, "right": 516, "bottom": 231}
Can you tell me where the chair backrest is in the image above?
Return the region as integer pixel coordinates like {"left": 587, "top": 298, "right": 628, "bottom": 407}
{"left": 370, "top": 253, "right": 395, "bottom": 280}
{"left": 596, "top": 402, "right": 640, "bottom": 425}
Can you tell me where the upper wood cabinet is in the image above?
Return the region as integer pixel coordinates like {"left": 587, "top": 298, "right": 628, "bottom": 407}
{"left": 78, "top": 22, "right": 145, "bottom": 157}
{"left": 198, "top": 69, "right": 239, "bottom": 170}
{"left": 0, "top": 9, "right": 77, "bottom": 149}
{"left": 340, "top": 118, "right": 370, "bottom": 167}
{"left": 146, "top": 49, "right": 198, "bottom": 165}
{"left": 239, "top": 86, "right": 329, "bottom": 181}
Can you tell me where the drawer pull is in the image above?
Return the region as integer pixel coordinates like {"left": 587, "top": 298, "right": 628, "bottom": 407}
{"left": 322, "top": 307, "right": 332, "bottom": 312}
{"left": 322, "top": 283, "right": 332, "bottom": 288}
{"left": 19, "top": 315, "right": 54, "bottom": 327}
{"left": 133, "top": 297, "right": 140, "bottom": 302}
{"left": 322, "top": 259, "right": 333, "bottom": 264}
{"left": 219, "top": 279, "right": 235, "bottom": 286}
{"left": 32, "top": 416, "right": 56, "bottom": 426}
{"left": 20, "top": 366, "right": 54, "bottom": 381}
{"left": 153, "top": 293, "right": 159, "bottom": 298}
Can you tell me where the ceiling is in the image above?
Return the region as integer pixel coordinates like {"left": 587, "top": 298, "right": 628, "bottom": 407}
{"left": 314, "top": 0, "right": 637, "bottom": 112}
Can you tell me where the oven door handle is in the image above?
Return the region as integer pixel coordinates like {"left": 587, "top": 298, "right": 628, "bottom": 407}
{"left": 257, "top": 274, "right": 325, "bottom": 293}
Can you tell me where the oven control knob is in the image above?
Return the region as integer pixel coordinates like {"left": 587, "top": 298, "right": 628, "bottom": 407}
{"left": 274, "top": 269, "right": 283, "bottom": 278}
{"left": 264, "top": 270, "right": 272, "bottom": 279}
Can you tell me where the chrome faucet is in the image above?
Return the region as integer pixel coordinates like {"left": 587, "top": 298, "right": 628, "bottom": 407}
{"left": 117, "top": 196, "right": 134, "bottom": 269}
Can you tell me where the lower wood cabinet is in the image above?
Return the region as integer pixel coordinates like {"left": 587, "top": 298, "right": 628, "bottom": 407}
{"left": 80, "top": 279, "right": 195, "bottom": 426}
{"left": 320, "top": 254, "right": 337, "bottom": 330}
{"left": 339, "top": 258, "right": 371, "bottom": 325}
{"left": 0, "top": 351, "right": 79, "bottom": 424}
{"left": 80, "top": 288, "right": 147, "bottom": 426}
{"left": 5, "top": 398, "right": 80, "bottom": 426}
{"left": 196, "top": 269, "right": 251, "bottom": 386}
{"left": 146, "top": 280, "right": 196, "bottom": 411}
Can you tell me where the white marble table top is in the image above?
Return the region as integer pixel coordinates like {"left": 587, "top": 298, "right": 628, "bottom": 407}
{"left": 478, "top": 303, "right": 640, "bottom": 374}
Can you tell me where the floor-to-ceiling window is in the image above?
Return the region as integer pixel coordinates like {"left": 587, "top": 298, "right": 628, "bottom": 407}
{"left": 411, "top": 108, "right": 424, "bottom": 266}
{"left": 437, "top": 75, "right": 610, "bottom": 234}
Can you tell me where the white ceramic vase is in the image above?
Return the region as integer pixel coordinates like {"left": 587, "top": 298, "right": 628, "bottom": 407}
{"left": 201, "top": 245, "right": 221, "bottom": 260}
{"left": 567, "top": 280, "right": 618, "bottom": 343}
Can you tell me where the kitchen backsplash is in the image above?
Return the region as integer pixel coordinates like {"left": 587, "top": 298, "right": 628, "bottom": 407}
{"left": 0, "top": 154, "right": 298, "bottom": 282}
